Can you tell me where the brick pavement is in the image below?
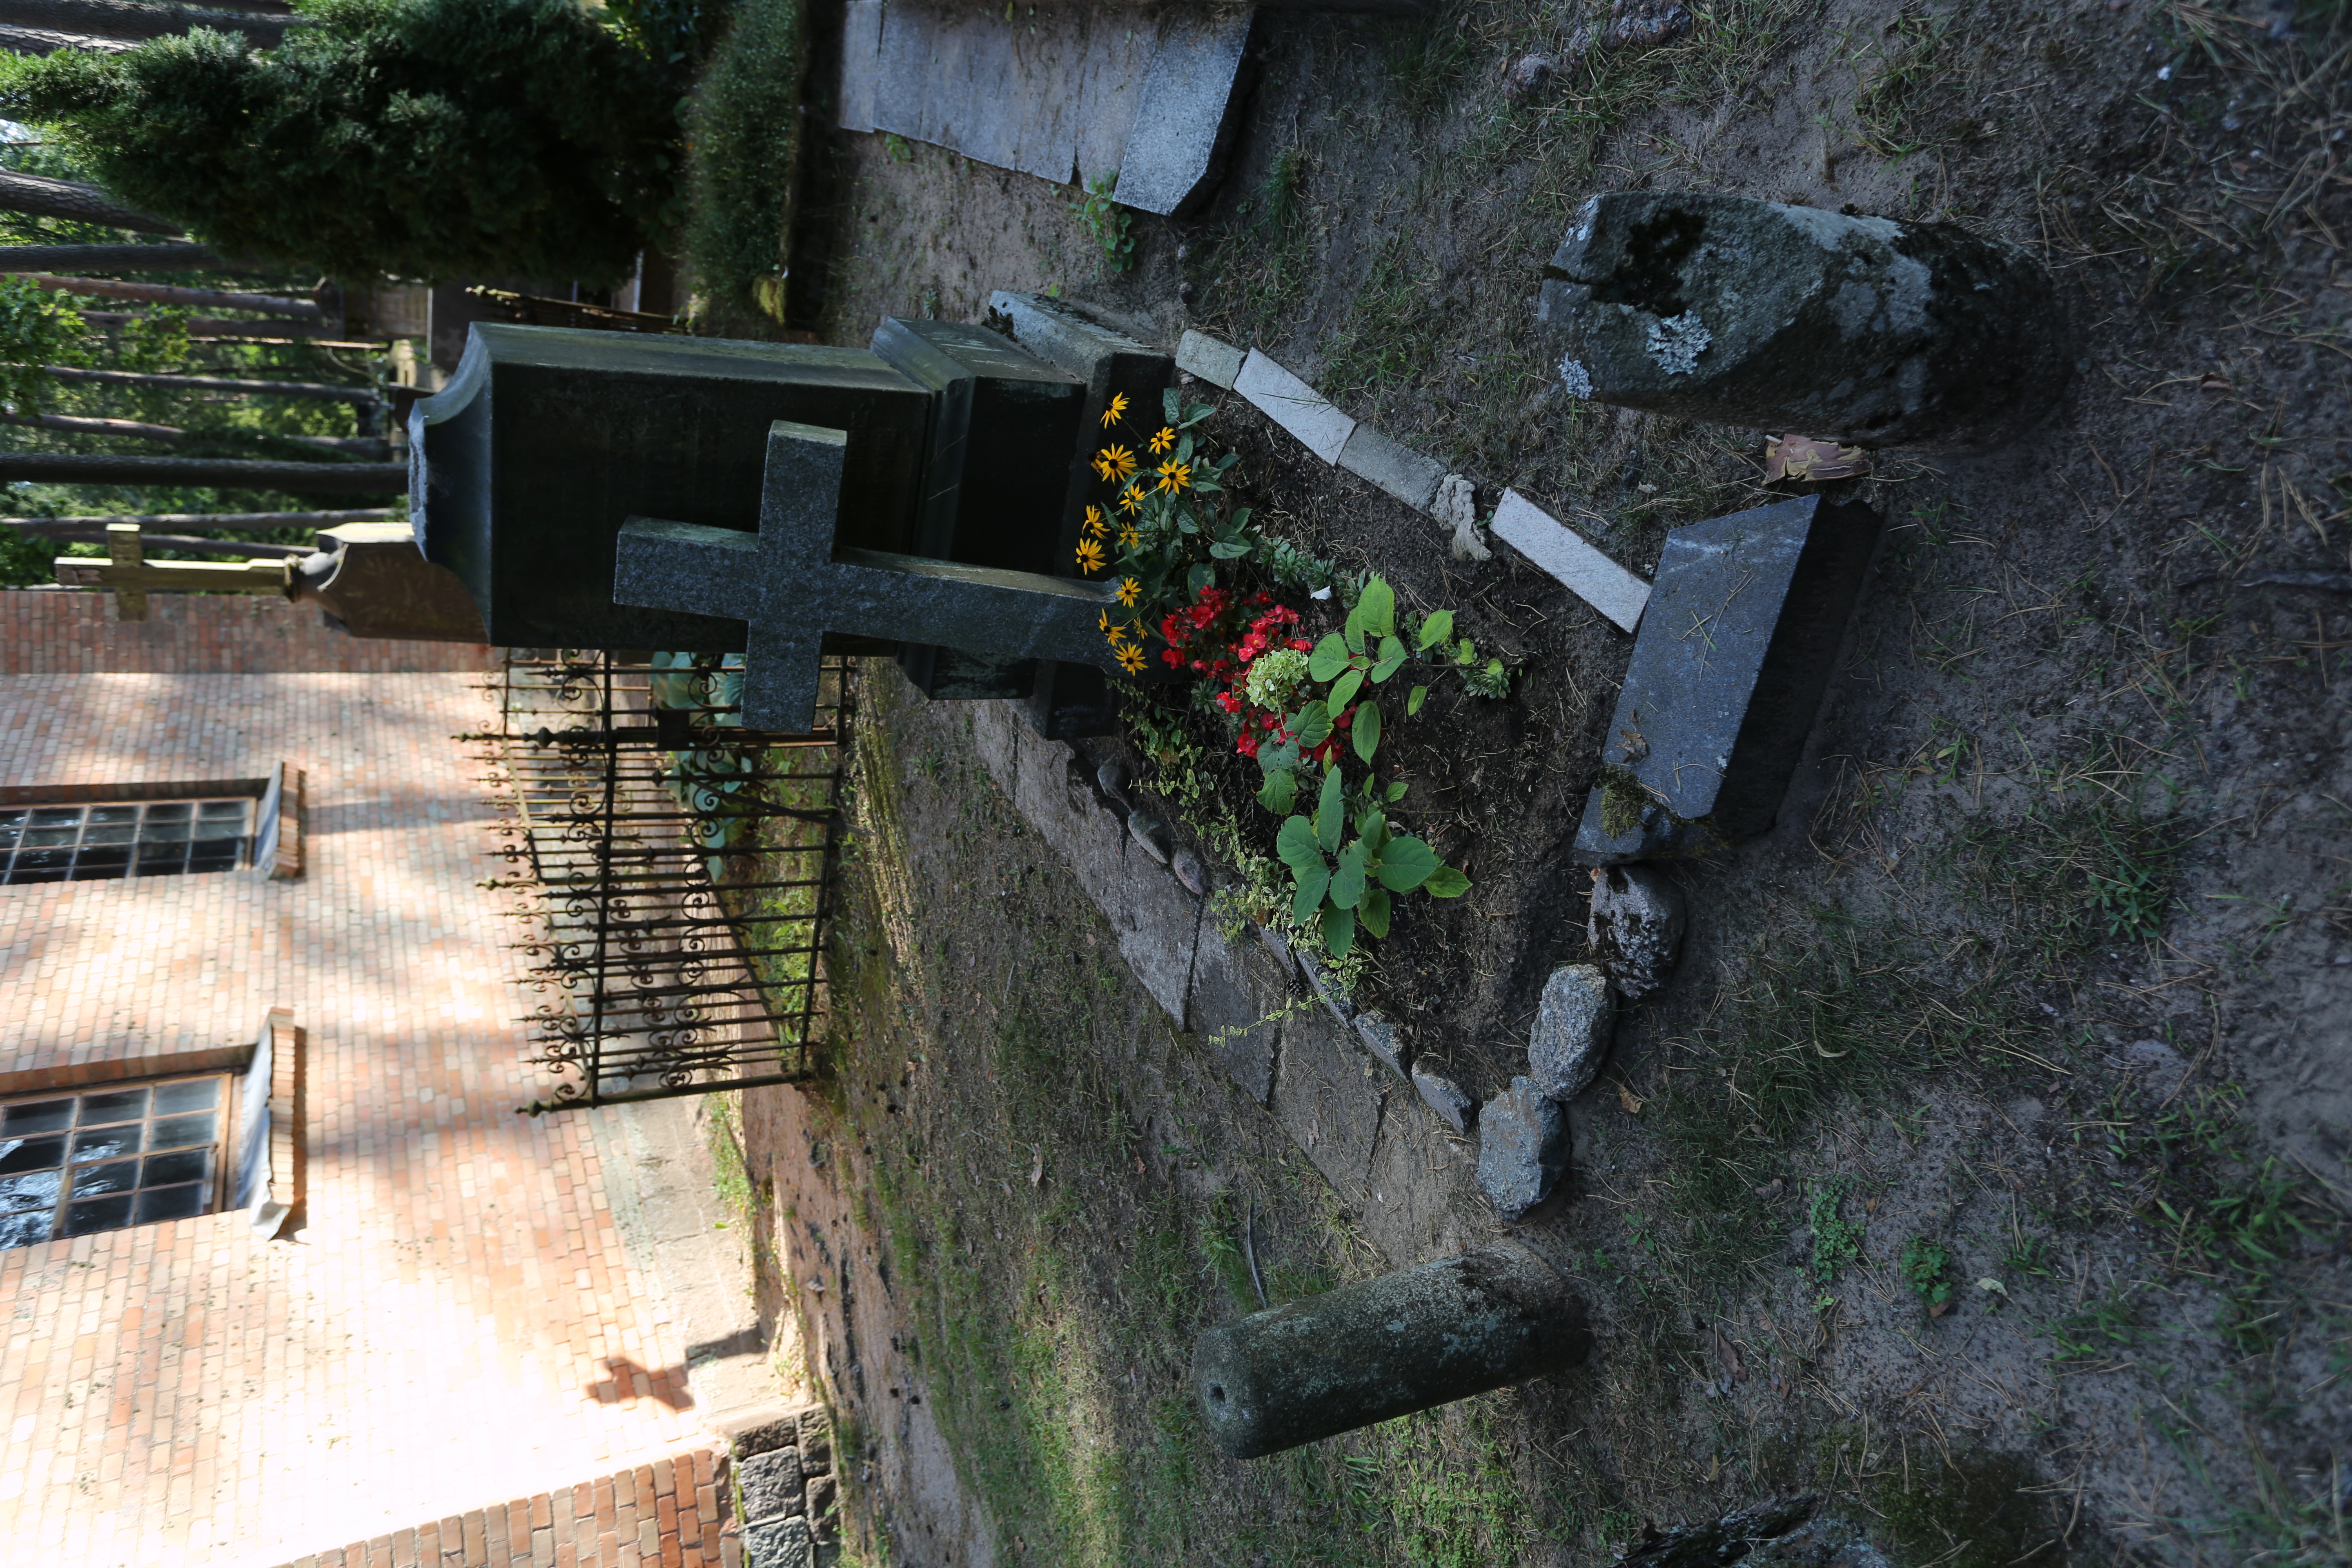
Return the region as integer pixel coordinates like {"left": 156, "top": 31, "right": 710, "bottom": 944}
{"left": 0, "top": 587, "right": 495, "bottom": 676}
{"left": 0, "top": 605, "right": 718, "bottom": 1567}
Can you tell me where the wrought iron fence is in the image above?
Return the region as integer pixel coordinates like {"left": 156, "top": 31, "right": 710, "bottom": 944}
{"left": 469, "top": 649, "right": 850, "bottom": 1114}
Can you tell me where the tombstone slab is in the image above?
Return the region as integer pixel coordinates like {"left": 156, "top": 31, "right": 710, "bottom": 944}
{"left": 1574, "top": 493, "right": 1879, "bottom": 864}
{"left": 1539, "top": 192, "right": 2069, "bottom": 451}
{"left": 1489, "top": 488, "right": 1649, "bottom": 633}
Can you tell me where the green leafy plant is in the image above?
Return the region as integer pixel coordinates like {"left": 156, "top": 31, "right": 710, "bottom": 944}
{"left": 1068, "top": 171, "right": 1134, "bottom": 274}
{"left": 1808, "top": 1178, "right": 1866, "bottom": 1284}
{"left": 1900, "top": 1235, "right": 1956, "bottom": 1314}
{"left": 0, "top": 275, "right": 89, "bottom": 410}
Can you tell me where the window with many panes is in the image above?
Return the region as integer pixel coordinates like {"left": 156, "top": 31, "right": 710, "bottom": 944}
{"left": 0, "top": 1078, "right": 229, "bottom": 1248}
{"left": 0, "top": 798, "right": 252, "bottom": 884}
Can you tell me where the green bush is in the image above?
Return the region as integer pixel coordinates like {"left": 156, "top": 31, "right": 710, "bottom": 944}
{"left": 679, "top": 0, "right": 806, "bottom": 328}
{"left": 0, "top": 0, "right": 683, "bottom": 285}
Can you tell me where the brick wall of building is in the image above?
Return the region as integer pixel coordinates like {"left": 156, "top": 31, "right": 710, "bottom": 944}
{"left": 0, "top": 664, "right": 713, "bottom": 1567}
{"left": 0, "top": 588, "right": 497, "bottom": 676}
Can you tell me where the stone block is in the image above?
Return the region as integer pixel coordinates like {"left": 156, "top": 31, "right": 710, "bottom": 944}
{"left": 1234, "top": 350, "right": 1355, "bottom": 464}
{"left": 1112, "top": 9, "right": 1256, "bottom": 216}
{"left": 742, "top": 1515, "right": 814, "bottom": 1568}
{"left": 1489, "top": 489, "right": 1648, "bottom": 633}
{"left": 1352, "top": 1011, "right": 1411, "bottom": 1082}
{"left": 1477, "top": 1077, "right": 1567, "bottom": 1221}
{"left": 796, "top": 1408, "right": 833, "bottom": 1474}
{"left": 1177, "top": 330, "right": 1246, "bottom": 390}
{"left": 1527, "top": 964, "right": 1614, "bottom": 1102}
{"left": 1185, "top": 930, "right": 1287, "bottom": 1107}
{"left": 838, "top": 0, "right": 882, "bottom": 132}
{"left": 1337, "top": 423, "right": 1446, "bottom": 513}
{"left": 1537, "top": 192, "right": 2069, "bottom": 451}
{"left": 1410, "top": 1063, "right": 1473, "bottom": 1135}
{"left": 1573, "top": 493, "right": 1880, "bottom": 863}
{"left": 737, "top": 1447, "right": 805, "bottom": 1523}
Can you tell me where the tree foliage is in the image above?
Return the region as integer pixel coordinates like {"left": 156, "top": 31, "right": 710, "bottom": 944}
{"left": 0, "top": 0, "right": 683, "bottom": 284}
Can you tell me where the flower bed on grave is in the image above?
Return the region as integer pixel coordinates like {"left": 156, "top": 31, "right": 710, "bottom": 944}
{"left": 1081, "top": 390, "right": 1513, "bottom": 965}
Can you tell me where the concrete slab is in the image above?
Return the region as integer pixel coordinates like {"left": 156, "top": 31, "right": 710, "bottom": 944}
{"left": 1489, "top": 488, "right": 1650, "bottom": 633}
{"left": 1177, "top": 330, "right": 1246, "bottom": 390}
{"left": 1186, "top": 928, "right": 1289, "bottom": 1105}
{"left": 1111, "top": 8, "right": 1256, "bottom": 216}
{"left": 1235, "top": 350, "right": 1355, "bottom": 464}
{"left": 1270, "top": 1010, "right": 1387, "bottom": 1192}
{"left": 1337, "top": 423, "right": 1446, "bottom": 512}
{"left": 838, "top": 0, "right": 882, "bottom": 133}
{"left": 1070, "top": 13, "right": 1155, "bottom": 189}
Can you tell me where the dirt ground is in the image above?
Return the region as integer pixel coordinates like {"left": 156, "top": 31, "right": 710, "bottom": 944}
{"left": 738, "top": 0, "right": 2352, "bottom": 1562}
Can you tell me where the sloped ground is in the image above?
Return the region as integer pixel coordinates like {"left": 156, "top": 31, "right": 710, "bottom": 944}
{"left": 763, "top": 0, "right": 2351, "bottom": 1561}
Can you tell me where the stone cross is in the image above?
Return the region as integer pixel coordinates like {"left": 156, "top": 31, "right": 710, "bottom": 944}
{"left": 54, "top": 522, "right": 289, "bottom": 622}
{"left": 614, "top": 420, "right": 1121, "bottom": 732}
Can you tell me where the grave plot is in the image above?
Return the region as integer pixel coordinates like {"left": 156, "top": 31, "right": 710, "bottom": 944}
{"left": 673, "top": 1, "right": 2352, "bottom": 1564}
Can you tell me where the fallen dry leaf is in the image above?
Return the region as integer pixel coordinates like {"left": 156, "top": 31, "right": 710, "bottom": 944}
{"left": 2198, "top": 371, "right": 2232, "bottom": 392}
{"left": 1765, "top": 433, "right": 1872, "bottom": 483}
{"left": 1616, "top": 1081, "right": 1645, "bottom": 1115}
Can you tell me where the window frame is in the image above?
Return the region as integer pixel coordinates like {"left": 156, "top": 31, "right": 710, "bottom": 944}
{"left": 0, "top": 1073, "right": 239, "bottom": 1249}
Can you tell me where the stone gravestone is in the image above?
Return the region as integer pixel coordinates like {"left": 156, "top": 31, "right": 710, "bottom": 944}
{"left": 410, "top": 318, "right": 1153, "bottom": 734}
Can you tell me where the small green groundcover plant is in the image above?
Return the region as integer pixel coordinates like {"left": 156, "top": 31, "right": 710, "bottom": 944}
{"left": 1075, "top": 390, "right": 1509, "bottom": 956}
{"left": 1900, "top": 1235, "right": 1956, "bottom": 1316}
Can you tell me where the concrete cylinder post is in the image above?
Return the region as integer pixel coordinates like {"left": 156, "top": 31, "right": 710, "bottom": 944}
{"left": 1538, "top": 192, "right": 2070, "bottom": 451}
{"left": 1190, "top": 1241, "right": 1590, "bottom": 1458}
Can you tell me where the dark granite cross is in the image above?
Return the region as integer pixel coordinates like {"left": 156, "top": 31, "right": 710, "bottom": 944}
{"left": 614, "top": 420, "right": 1123, "bottom": 732}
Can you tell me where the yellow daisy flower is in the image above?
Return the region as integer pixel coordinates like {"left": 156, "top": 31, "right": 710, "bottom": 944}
{"left": 1074, "top": 537, "right": 1107, "bottom": 573}
{"left": 1083, "top": 504, "right": 1107, "bottom": 538}
{"left": 1117, "top": 484, "right": 1145, "bottom": 516}
{"left": 1098, "top": 609, "right": 1115, "bottom": 634}
{"left": 1118, "top": 523, "right": 1140, "bottom": 550}
{"left": 1155, "top": 458, "right": 1191, "bottom": 494}
{"left": 1116, "top": 643, "right": 1147, "bottom": 675}
{"left": 1090, "top": 452, "right": 1116, "bottom": 482}
{"left": 1147, "top": 425, "right": 1175, "bottom": 454}
{"left": 1116, "top": 577, "right": 1140, "bottom": 606}
{"left": 1100, "top": 444, "right": 1138, "bottom": 482}
{"left": 1100, "top": 393, "right": 1129, "bottom": 428}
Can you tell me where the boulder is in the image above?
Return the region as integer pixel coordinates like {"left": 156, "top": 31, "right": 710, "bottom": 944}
{"left": 1528, "top": 964, "right": 1615, "bottom": 1101}
{"left": 1477, "top": 1077, "right": 1568, "bottom": 1219}
{"left": 1586, "top": 865, "right": 1686, "bottom": 999}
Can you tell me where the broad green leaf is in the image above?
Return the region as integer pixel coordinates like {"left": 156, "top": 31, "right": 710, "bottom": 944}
{"left": 1353, "top": 699, "right": 1381, "bottom": 763}
{"left": 1326, "top": 668, "right": 1365, "bottom": 714}
{"left": 1209, "top": 539, "right": 1251, "bottom": 558}
{"left": 1256, "top": 768, "right": 1297, "bottom": 814}
{"left": 1291, "top": 864, "right": 1330, "bottom": 926}
{"left": 1423, "top": 865, "right": 1471, "bottom": 898}
{"left": 1343, "top": 624, "right": 1366, "bottom": 657}
{"left": 1415, "top": 608, "right": 1454, "bottom": 651}
{"left": 1257, "top": 735, "right": 1301, "bottom": 775}
{"left": 1193, "top": 477, "right": 1223, "bottom": 495}
{"left": 1321, "top": 904, "right": 1356, "bottom": 957}
{"left": 1162, "top": 387, "right": 1182, "bottom": 424}
{"left": 1329, "top": 841, "right": 1367, "bottom": 909}
{"left": 1176, "top": 432, "right": 1195, "bottom": 464}
{"left": 1187, "top": 562, "right": 1216, "bottom": 594}
{"left": 1231, "top": 507, "right": 1252, "bottom": 530}
{"left": 1358, "top": 887, "right": 1392, "bottom": 940}
{"left": 1370, "top": 636, "right": 1407, "bottom": 682}
{"left": 1376, "top": 835, "right": 1439, "bottom": 892}
{"left": 1307, "top": 633, "right": 1352, "bottom": 682}
{"left": 1275, "top": 815, "right": 1323, "bottom": 874}
{"left": 1315, "top": 765, "right": 1345, "bottom": 853}
{"left": 1356, "top": 808, "right": 1389, "bottom": 851}
{"left": 1291, "top": 701, "right": 1333, "bottom": 749}
{"left": 1407, "top": 684, "right": 1428, "bottom": 717}
{"left": 1385, "top": 780, "right": 1409, "bottom": 802}
{"left": 1456, "top": 639, "right": 1474, "bottom": 664}
{"left": 1176, "top": 510, "right": 1200, "bottom": 535}
{"left": 1353, "top": 577, "right": 1395, "bottom": 639}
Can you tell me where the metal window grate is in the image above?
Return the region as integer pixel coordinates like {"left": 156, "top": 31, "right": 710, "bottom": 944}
{"left": 0, "top": 1077, "right": 226, "bottom": 1249}
{"left": 0, "top": 799, "right": 251, "bottom": 884}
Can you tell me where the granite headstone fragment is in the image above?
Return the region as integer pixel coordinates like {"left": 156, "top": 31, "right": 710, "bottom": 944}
{"left": 1574, "top": 493, "right": 1880, "bottom": 864}
{"left": 1528, "top": 964, "right": 1615, "bottom": 1101}
{"left": 1586, "top": 864, "right": 1687, "bottom": 999}
{"left": 738, "top": 1446, "right": 806, "bottom": 1521}
{"left": 1477, "top": 1076, "right": 1568, "bottom": 1219}
{"left": 1538, "top": 192, "right": 2069, "bottom": 451}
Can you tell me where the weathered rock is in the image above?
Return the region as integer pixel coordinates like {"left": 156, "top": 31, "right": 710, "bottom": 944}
{"left": 742, "top": 1515, "right": 814, "bottom": 1568}
{"left": 1528, "top": 964, "right": 1615, "bottom": 1100}
{"left": 1127, "top": 810, "right": 1171, "bottom": 864}
{"left": 1411, "top": 1062, "right": 1475, "bottom": 1135}
{"left": 1501, "top": 53, "right": 1555, "bottom": 99}
{"left": 1353, "top": 1011, "right": 1410, "bottom": 1081}
{"left": 803, "top": 1474, "right": 839, "bottom": 1537}
{"left": 737, "top": 1446, "right": 805, "bottom": 1521}
{"left": 1171, "top": 847, "right": 1207, "bottom": 895}
{"left": 1617, "top": 1494, "right": 1825, "bottom": 1566}
{"left": 1586, "top": 865, "right": 1686, "bottom": 999}
{"left": 795, "top": 1407, "right": 833, "bottom": 1473}
{"left": 1573, "top": 494, "right": 1881, "bottom": 863}
{"left": 1477, "top": 1077, "right": 1568, "bottom": 1219}
{"left": 1604, "top": 0, "right": 1692, "bottom": 49}
{"left": 1095, "top": 758, "right": 1129, "bottom": 802}
{"left": 1538, "top": 192, "right": 2069, "bottom": 451}
{"left": 1436, "top": 473, "right": 1490, "bottom": 562}
{"left": 1191, "top": 1240, "right": 1590, "bottom": 1457}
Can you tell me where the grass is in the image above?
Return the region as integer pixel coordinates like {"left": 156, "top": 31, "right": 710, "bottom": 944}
{"left": 680, "top": 0, "right": 809, "bottom": 332}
